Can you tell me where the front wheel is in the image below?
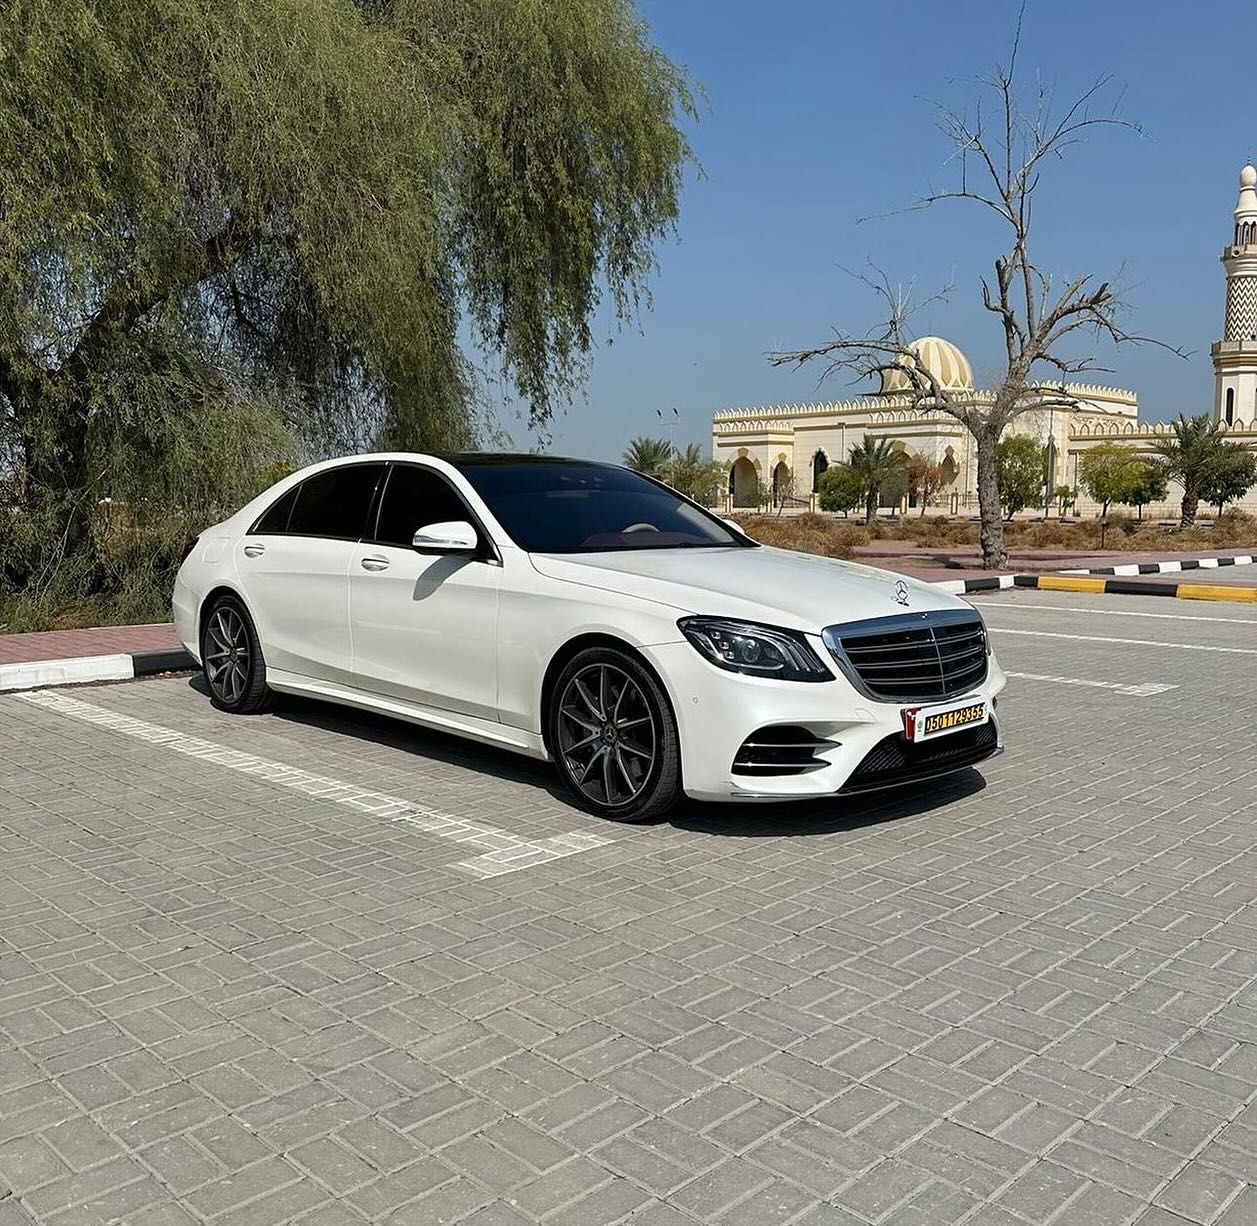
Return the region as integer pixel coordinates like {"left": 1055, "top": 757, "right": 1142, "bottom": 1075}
{"left": 201, "top": 595, "right": 274, "bottom": 714}
{"left": 548, "top": 647, "right": 681, "bottom": 822}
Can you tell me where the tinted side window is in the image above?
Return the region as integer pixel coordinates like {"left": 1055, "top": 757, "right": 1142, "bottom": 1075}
{"left": 253, "top": 486, "right": 297, "bottom": 534}
{"left": 287, "top": 464, "right": 385, "bottom": 540}
{"left": 374, "top": 465, "right": 473, "bottom": 548}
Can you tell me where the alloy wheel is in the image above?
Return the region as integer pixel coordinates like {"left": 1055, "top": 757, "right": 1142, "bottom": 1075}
{"left": 204, "top": 605, "right": 251, "bottom": 705}
{"left": 556, "top": 663, "right": 657, "bottom": 808}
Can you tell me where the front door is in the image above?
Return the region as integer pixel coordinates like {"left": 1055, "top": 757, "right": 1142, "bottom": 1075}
{"left": 349, "top": 463, "right": 501, "bottom": 721}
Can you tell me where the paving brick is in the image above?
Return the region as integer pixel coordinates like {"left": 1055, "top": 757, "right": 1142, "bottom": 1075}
{"left": 0, "top": 1135, "right": 69, "bottom": 1194}
{"left": 834, "top": 1158, "right": 934, "bottom": 1221}
{"left": 669, "top": 1158, "right": 772, "bottom": 1216}
{"left": 1154, "top": 1161, "right": 1246, "bottom": 1225}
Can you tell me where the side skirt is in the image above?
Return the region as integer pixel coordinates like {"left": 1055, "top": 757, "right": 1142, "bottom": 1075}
{"left": 265, "top": 670, "right": 549, "bottom": 761}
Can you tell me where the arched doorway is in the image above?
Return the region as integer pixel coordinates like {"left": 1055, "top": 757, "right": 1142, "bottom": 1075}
{"left": 730, "top": 456, "right": 758, "bottom": 507}
{"left": 811, "top": 449, "right": 829, "bottom": 492}
{"left": 771, "top": 461, "right": 791, "bottom": 506}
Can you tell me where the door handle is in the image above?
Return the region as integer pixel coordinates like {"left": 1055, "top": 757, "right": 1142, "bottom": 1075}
{"left": 243, "top": 543, "right": 266, "bottom": 558}
{"left": 360, "top": 555, "right": 390, "bottom": 572}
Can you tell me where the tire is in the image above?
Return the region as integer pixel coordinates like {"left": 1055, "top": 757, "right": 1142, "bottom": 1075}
{"left": 200, "top": 594, "right": 274, "bottom": 714}
{"left": 548, "top": 646, "right": 681, "bottom": 822}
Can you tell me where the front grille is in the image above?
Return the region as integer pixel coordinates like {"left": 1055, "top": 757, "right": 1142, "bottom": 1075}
{"left": 732, "top": 725, "right": 836, "bottom": 777}
{"left": 841, "top": 722, "right": 1000, "bottom": 794}
{"left": 822, "top": 610, "right": 988, "bottom": 702}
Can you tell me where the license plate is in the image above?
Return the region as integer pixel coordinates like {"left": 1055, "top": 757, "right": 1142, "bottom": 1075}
{"left": 904, "top": 700, "right": 987, "bottom": 742}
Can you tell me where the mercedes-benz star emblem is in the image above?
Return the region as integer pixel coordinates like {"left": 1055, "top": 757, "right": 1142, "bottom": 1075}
{"left": 893, "top": 579, "right": 910, "bottom": 607}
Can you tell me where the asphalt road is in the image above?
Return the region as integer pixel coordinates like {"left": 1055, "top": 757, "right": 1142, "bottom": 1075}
{"left": 1, "top": 590, "right": 1255, "bottom": 1225}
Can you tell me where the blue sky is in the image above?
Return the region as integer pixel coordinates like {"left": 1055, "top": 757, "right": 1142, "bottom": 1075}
{"left": 497, "top": 0, "right": 1245, "bottom": 461}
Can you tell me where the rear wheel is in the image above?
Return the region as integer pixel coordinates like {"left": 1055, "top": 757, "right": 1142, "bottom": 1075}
{"left": 548, "top": 647, "right": 680, "bottom": 822}
{"left": 201, "top": 595, "right": 274, "bottom": 714}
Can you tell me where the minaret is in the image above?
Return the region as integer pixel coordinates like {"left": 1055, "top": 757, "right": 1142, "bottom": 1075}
{"left": 1212, "top": 164, "right": 1257, "bottom": 426}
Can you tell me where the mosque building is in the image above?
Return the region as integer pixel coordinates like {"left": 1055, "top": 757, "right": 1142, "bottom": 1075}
{"left": 711, "top": 167, "right": 1257, "bottom": 516}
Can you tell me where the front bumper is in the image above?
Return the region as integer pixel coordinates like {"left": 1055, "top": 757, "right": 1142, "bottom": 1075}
{"left": 642, "top": 638, "right": 1007, "bottom": 803}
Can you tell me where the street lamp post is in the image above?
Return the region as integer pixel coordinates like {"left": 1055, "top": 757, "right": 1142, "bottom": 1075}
{"left": 656, "top": 407, "right": 679, "bottom": 460}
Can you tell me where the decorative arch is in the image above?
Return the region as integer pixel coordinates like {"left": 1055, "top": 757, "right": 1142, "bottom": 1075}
{"left": 771, "top": 460, "right": 791, "bottom": 506}
{"left": 729, "top": 456, "right": 758, "bottom": 507}
{"left": 811, "top": 448, "right": 829, "bottom": 492}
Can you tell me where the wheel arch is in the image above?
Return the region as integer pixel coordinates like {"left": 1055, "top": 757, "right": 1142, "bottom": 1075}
{"left": 198, "top": 583, "right": 256, "bottom": 651}
{"left": 539, "top": 633, "right": 681, "bottom": 763}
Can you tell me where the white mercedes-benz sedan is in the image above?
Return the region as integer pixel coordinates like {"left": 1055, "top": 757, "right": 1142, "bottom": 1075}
{"left": 173, "top": 453, "right": 1006, "bottom": 821}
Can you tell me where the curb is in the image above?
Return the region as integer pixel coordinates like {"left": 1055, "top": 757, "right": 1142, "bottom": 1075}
{"left": 1059, "top": 553, "right": 1254, "bottom": 576}
{"left": 0, "top": 647, "right": 195, "bottom": 694}
{"left": 934, "top": 571, "right": 1257, "bottom": 603}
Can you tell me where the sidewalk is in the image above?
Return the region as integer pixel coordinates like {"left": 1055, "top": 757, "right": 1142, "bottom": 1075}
{"left": 0, "top": 622, "right": 180, "bottom": 666}
{"left": 0, "top": 622, "right": 189, "bottom": 692}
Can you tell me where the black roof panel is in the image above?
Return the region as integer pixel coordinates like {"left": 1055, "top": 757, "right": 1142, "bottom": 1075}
{"left": 439, "top": 453, "right": 618, "bottom": 469}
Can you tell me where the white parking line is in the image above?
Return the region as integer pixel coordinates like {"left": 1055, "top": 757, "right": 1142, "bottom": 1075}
{"left": 986, "top": 627, "right": 1257, "bottom": 654}
{"left": 972, "top": 600, "right": 1257, "bottom": 625}
{"left": 17, "top": 690, "right": 611, "bottom": 879}
{"left": 1004, "top": 670, "right": 1178, "bottom": 697}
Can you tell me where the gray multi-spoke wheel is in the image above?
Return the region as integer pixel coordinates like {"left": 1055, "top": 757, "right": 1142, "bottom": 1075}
{"left": 549, "top": 647, "right": 680, "bottom": 822}
{"left": 201, "top": 595, "right": 273, "bottom": 714}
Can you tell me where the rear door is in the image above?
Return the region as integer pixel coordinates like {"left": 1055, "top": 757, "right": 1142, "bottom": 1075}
{"left": 238, "top": 463, "right": 385, "bottom": 683}
{"left": 349, "top": 462, "right": 502, "bottom": 720}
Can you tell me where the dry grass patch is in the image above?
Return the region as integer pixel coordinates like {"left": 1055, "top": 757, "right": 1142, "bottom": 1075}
{"left": 735, "top": 510, "right": 1257, "bottom": 559}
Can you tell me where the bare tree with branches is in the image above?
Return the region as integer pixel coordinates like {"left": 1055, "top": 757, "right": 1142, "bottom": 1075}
{"left": 771, "top": 13, "right": 1182, "bottom": 569}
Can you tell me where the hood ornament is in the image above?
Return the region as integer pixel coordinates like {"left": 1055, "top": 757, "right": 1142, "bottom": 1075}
{"left": 893, "top": 579, "right": 910, "bottom": 607}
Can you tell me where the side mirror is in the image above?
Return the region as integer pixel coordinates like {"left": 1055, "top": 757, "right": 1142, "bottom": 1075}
{"left": 412, "top": 520, "right": 477, "bottom": 555}
{"left": 721, "top": 517, "right": 742, "bottom": 533}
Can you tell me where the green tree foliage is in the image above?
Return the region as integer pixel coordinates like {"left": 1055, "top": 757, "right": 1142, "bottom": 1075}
{"left": 622, "top": 437, "right": 674, "bottom": 476}
{"left": 996, "top": 435, "right": 1046, "bottom": 519}
{"left": 1199, "top": 443, "right": 1257, "bottom": 516}
{"left": 1078, "top": 442, "right": 1143, "bottom": 518}
{"left": 1151, "top": 415, "right": 1226, "bottom": 526}
{"left": 846, "top": 438, "right": 908, "bottom": 525}
{"left": 0, "top": 0, "right": 693, "bottom": 616}
{"left": 816, "top": 466, "right": 865, "bottom": 516}
{"left": 1054, "top": 484, "right": 1076, "bottom": 515}
{"left": 663, "top": 444, "right": 723, "bottom": 506}
{"left": 1118, "top": 459, "right": 1169, "bottom": 520}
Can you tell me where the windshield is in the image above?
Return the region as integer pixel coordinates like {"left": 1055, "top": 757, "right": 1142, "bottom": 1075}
{"left": 455, "top": 461, "right": 751, "bottom": 553}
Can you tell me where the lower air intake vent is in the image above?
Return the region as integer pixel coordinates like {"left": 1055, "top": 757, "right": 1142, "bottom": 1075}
{"left": 841, "top": 722, "right": 999, "bottom": 794}
{"left": 732, "top": 726, "right": 836, "bottom": 777}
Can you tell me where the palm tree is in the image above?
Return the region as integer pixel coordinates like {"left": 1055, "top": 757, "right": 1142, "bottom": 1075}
{"left": 622, "top": 436, "right": 673, "bottom": 476}
{"left": 1151, "top": 414, "right": 1224, "bottom": 526}
{"left": 847, "top": 438, "right": 908, "bottom": 525}
{"left": 666, "top": 444, "right": 724, "bottom": 505}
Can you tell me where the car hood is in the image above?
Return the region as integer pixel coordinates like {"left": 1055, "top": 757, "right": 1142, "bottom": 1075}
{"left": 528, "top": 545, "right": 967, "bottom": 633}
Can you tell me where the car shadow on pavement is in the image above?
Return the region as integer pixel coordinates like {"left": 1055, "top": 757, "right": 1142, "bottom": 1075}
{"left": 189, "top": 678, "right": 991, "bottom": 839}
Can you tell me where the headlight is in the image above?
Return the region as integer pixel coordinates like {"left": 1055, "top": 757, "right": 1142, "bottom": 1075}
{"left": 678, "top": 617, "right": 831, "bottom": 682}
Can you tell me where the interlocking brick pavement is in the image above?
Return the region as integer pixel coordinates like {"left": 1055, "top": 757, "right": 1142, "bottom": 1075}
{"left": 0, "top": 589, "right": 1255, "bottom": 1223}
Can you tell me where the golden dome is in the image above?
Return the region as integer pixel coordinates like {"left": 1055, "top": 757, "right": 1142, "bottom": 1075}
{"left": 879, "top": 336, "right": 974, "bottom": 395}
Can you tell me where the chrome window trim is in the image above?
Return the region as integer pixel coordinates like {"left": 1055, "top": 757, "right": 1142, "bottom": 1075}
{"left": 821, "top": 608, "right": 987, "bottom": 704}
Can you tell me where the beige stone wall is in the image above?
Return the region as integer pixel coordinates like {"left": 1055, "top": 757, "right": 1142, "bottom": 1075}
{"left": 711, "top": 384, "right": 1144, "bottom": 514}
